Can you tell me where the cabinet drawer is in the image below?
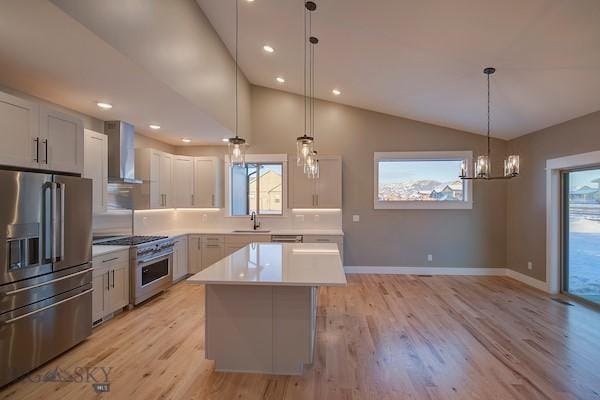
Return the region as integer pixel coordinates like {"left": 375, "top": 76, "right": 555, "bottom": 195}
{"left": 93, "top": 250, "right": 129, "bottom": 268}
{"left": 303, "top": 235, "right": 343, "bottom": 244}
{"left": 225, "top": 234, "right": 270, "bottom": 246}
{"left": 201, "top": 235, "right": 224, "bottom": 244}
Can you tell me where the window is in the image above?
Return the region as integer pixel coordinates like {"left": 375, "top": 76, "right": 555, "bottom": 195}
{"left": 229, "top": 157, "right": 286, "bottom": 216}
{"left": 374, "top": 151, "right": 472, "bottom": 209}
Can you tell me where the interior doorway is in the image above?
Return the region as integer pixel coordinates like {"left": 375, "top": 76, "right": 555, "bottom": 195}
{"left": 562, "top": 167, "right": 600, "bottom": 305}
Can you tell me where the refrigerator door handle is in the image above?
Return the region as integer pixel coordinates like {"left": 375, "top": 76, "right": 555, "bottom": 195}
{"left": 59, "top": 183, "right": 65, "bottom": 260}
{"left": 50, "top": 182, "right": 58, "bottom": 262}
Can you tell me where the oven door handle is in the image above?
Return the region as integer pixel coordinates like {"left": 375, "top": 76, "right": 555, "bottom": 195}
{"left": 138, "top": 252, "right": 173, "bottom": 266}
{"left": 3, "top": 268, "right": 93, "bottom": 296}
{"left": 3, "top": 289, "right": 93, "bottom": 325}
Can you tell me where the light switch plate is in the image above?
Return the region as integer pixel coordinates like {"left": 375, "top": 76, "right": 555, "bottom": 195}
{"left": 314, "top": 214, "right": 320, "bottom": 222}
{"left": 528, "top": 261, "right": 533, "bottom": 270}
{"left": 427, "top": 254, "right": 433, "bottom": 262}
{"left": 352, "top": 215, "right": 360, "bottom": 222}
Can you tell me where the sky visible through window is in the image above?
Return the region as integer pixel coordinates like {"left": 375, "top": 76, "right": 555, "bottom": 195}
{"left": 378, "top": 160, "right": 462, "bottom": 184}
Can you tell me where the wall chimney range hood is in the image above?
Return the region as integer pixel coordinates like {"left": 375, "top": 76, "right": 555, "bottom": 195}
{"left": 105, "top": 120, "right": 142, "bottom": 184}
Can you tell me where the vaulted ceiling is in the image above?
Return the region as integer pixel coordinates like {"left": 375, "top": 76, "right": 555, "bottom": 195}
{"left": 197, "top": 0, "right": 600, "bottom": 139}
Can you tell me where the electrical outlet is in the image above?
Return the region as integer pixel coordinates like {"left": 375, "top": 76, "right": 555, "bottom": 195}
{"left": 296, "top": 214, "right": 305, "bottom": 222}
{"left": 527, "top": 261, "right": 533, "bottom": 270}
{"left": 427, "top": 254, "right": 433, "bottom": 262}
{"left": 352, "top": 215, "right": 360, "bottom": 222}
{"left": 314, "top": 214, "right": 320, "bottom": 222}
{"left": 202, "top": 214, "right": 208, "bottom": 223}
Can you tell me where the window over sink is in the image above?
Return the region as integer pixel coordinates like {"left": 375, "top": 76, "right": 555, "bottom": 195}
{"left": 227, "top": 154, "right": 287, "bottom": 216}
{"left": 373, "top": 151, "right": 473, "bottom": 210}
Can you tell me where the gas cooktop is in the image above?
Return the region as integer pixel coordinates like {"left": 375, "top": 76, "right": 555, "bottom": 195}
{"left": 94, "top": 235, "right": 168, "bottom": 246}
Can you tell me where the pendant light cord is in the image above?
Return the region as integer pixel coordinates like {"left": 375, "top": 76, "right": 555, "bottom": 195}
{"left": 234, "top": 0, "right": 239, "bottom": 139}
{"left": 487, "top": 71, "right": 490, "bottom": 157}
{"left": 304, "top": 3, "right": 308, "bottom": 137}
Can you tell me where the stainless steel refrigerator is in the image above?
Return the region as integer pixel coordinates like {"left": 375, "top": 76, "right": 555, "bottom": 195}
{"left": 0, "top": 169, "right": 92, "bottom": 387}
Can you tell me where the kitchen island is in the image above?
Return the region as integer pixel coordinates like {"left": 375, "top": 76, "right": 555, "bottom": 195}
{"left": 187, "top": 242, "right": 347, "bottom": 375}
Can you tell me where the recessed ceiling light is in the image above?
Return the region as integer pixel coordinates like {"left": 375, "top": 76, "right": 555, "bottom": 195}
{"left": 263, "top": 45, "right": 274, "bottom": 53}
{"left": 149, "top": 124, "right": 161, "bottom": 130}
{"left": 96, "top": 102, "right": 113, "bottom": 109}
{"left": 222, "top": 138, "right": 230, "bottom": 142}
{"left": 332, "top": 89, "right": 341, "bottom": 96}
{"left": 181, "top": 138, "right": 191, "bottom": 143}
{"left": 276, "top": 77, "right": 285, "bottom": 83}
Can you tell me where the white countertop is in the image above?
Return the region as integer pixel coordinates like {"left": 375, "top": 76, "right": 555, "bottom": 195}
{"left": 149, "top": 228, "right": 344, "bottom": 238}
{"left": 187, "top": 243, "right": 347, "bottom": 287}
{"left": 92, "top": 245, "right": 130, "bottom": 257}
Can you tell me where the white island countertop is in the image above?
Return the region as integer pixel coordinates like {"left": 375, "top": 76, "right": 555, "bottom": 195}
{"left": 187, "top": 242, "right": 347, "bottom": 287}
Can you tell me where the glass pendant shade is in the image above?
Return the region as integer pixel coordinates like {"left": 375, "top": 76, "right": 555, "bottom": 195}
{"left": 227, "top": 137, "right": 246, "bottom": 166}
{"left": 304, "top": 151, "right": 319, "bottom": 179}
{"left": 504, "top": 154, "right": 520, "bottom": 177}
{"left": 460, "top": 160, "right": 468, "bottom": 178}
{"left": 296, "top": 136, "right": 314, "bottom": 166}
{"left": 474, "top": 155, "right": 490, "bottom": 178}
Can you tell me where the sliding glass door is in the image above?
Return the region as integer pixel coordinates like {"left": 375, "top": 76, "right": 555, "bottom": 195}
{"left": 562, "top": 168, "right": 600, "bottom": 305}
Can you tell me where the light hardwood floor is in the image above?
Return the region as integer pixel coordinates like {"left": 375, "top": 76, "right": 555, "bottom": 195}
{"left": 2, "top": 275, "right": 600, "bottom": 400}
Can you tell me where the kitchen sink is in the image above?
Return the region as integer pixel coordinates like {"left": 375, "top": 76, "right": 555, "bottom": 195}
{"left": 232, "top": 230, "right": 271, "bottom": 233}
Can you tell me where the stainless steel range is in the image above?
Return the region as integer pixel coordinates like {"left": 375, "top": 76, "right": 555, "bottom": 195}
{"left": 95, "top": 236, "right": 174, "bottom": 306}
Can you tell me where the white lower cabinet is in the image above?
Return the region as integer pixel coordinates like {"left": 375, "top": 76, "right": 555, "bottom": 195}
{"left": 201, "top": 236, "right": 225, "bottom": 270}
{"left": 172, "top": 236, "right": 189, "bottom": 282}
{"left": 303, "top": 235, "right": 344, "bottom": 263}
{"left": 92, "top": 250, "right": 130, "bottom": 325}
{"left": 188, "top": 235, "right": 203, "bottom": 274}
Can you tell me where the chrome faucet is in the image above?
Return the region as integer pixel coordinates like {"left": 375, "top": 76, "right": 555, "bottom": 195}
{"left": 250, "top": 211, "right": 261, "bottom": 230}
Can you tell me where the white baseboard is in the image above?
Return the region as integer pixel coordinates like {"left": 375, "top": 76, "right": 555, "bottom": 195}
{"left": 343, "top": 266, "right": 505, "bottom": 276}
{"left": 343, "top": 266, "right": 550, "bottom": 293}
{"left": 505, "top": 269, "right": 550, "bottom": 292}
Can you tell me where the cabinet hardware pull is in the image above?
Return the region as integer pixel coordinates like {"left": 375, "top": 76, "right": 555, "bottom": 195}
{"left": 33, "top": 138, "right": 39, "bottom": 162}
{"left": 211, "top": 194, "right": 215, "bottom": 206}
{"left": 106, "top": 271, "right": 110, "bottom": 291}
{"left": 43, "top": 139, "right": 48, "bottom": 164}
{"left": 112, "top": 270, "right": 115, "bottom": 288}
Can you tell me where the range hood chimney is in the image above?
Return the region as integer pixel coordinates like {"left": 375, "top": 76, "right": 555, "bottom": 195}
{"left": 105, "top": 121, "right": 142, "bottom": 184}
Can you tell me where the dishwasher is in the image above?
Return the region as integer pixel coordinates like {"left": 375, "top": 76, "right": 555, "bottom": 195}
{"left": 271, "top": 235, "right": 303, "bottom": 243}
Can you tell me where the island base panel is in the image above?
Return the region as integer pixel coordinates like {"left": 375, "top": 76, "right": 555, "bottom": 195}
{"left": 205, "top": 284, "right": 317, "bottom": 375}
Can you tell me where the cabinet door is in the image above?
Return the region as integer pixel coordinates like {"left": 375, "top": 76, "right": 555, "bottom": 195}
{"left": 160, "top": 153, "right": 173, "bottom": 208}
{"left": 149, "top": 151, "right": 162, "bottom": 208}
{"left": 40, "top": 106, "right": 84, "bottom": 174}
{"left": 188, "top": 236, "right": 202, "bottom": 274}
{"left": 92, "top": 269, "right": 108, "bottom": 323}
{"left": 316, "top": 157, "right": 342, "bottom": 208}
{"left": 172, "top": 237, "right": 189, "bottom": 281}
{"left": 290, "top": 161, "right": 317, "bottom": 208}
{"left": 201, "top": 243, "right": 225, "bottom": 270}
{"left": 193, "top": 157, "right": 222, "bottom": 207}
{"left": 173, "top": 156, "right": 194, "bottom": 207}
{"left": 109, "top": 262, "right": 130, "bottom": 312}
{"left": 0, "top": 91, "right": 39, "bottom": 169}
{"left": 83, "top": 130, "right": 108, "bottom": 213}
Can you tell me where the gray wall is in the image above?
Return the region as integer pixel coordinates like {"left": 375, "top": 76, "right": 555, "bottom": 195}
{"left": 506, "top": 110, "right": 600, "bottom": 280}
{"left": 178, "top": 85, "right": 509, "bottom": 269}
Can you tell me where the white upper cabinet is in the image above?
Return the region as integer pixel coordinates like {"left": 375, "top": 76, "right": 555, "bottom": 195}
{"left": 290, "top": 155, "right": 342, "bottom": 209}
{"left": 83, "top": 129, "right": 108, "bottom": 213}
{"left": 173, "top": 156, "right": 194, "bottom": 208}
{"left": 39, "top": 105, "right": 84, "bottom": 174}
{"left": 193, "top": 157, "right": 223, "bottom": 208}
{"left": 0, "top": 89, "right": 83, "bottom": 174}
{"left": 136, "top": 148, "right": 173, "bottom": 209}
{"left": 0, "top": 91, "right": 39, "bottom": 169}
{"left": 159, "top": 152, "right": 173, "bottom": 208}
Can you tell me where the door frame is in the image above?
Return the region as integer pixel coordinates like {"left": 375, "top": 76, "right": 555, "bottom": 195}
{"left": 546, "top": 150, "right": 600, "bottom": 294}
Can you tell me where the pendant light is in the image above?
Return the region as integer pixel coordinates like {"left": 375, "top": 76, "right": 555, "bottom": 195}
{"left": 296, "top": 1, "right": 316, "bottom": 168}
{"left": 460, "top": 67, "right": 520, "bottom": 180}
{"left": 227, "top": 0, "right": 247, "bottom": 166}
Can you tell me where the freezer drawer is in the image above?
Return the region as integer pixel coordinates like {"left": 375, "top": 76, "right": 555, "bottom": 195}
{"left": 0, "top": 284, "right": 92, "bottom": 387}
